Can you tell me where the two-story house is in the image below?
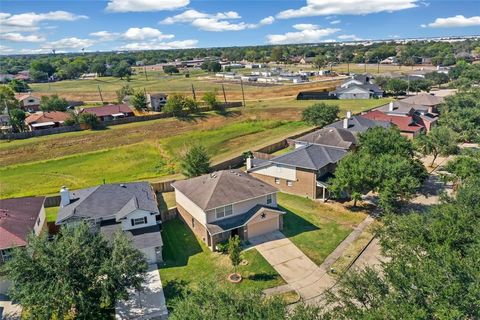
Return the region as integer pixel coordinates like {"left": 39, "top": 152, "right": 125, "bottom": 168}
{"left": 0, "top": 196, "right": 46, "bottom": 294}
{"left": 15, "top": 93, "right": 41, "bottom": 112}
{"left": 56, "top": 182, "right": 163, "bottom": 264}
{"left": 172, "top": 170, "right": 284, "bottom": 251}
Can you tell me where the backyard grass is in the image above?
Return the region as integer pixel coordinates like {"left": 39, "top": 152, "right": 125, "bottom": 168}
{"left": 45, "top": 206, "right": 59, "bottom": 222}
{"left": 159, "top": 219, "right": 285, "bottom": 302}
{"left": 157, "top": 192, "right": 176, "bottom": 214}
{"left": 278, "top": 193, "right": 366, "bottom": 265}
{"left": 0, "top": 142, "right": 173, "bottom": 198}
{"left": 159, "top": 120, "right": 308, "bottom": 162}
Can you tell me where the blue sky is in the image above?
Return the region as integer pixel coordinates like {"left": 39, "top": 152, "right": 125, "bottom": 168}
{"left": 0, "top": 0, "right": 479, "bottom": 54}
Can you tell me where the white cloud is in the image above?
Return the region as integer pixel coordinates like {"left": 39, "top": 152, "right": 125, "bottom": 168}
{"left": 267, "top": 25, "right": 340, "bottom": 44}
{"left": 277, "top": 0, "right": 418, "bottom": 19}
{"left": 423, "top": 15, "right": 480, "bottom": 28}
{"left": 89, "top": 31, "right": 120, "bottom": 41}
{"left": 330, "top": 20, "right": 341, "bottom": 24}
{"left": 45, "top": 37, "right": 95, "bottom": 50}
{"left": 0, "top": 32, "right": 45, "bottom": 42}
{"left": 0, "top": 45, "right": 15, "bottom": 54}
{"left": 161, "top": 9, "right": 274, "bottom": 31}
{"left": 293, "top": 23, "right": 319, "bottom": 30}
{"left": 338, "top": 34, "right": 362, "bottom": 41}
{"left": 106, "top": 0, "right": 189, "bottom": 12}
{"left": 0, "top": 11, "right": 88, "bottom": 27}
{"left": 118, "top": 39, "right": 198, "bottom": 50}
{"left": 123, "top": 27, "right": 174, "bottom": 40}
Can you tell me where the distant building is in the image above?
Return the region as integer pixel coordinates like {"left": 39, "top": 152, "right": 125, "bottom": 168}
{"left": 79, "top": 104, "right": 134, "bottom": 121}
{"left": 300, "top": 57, "right": 315, "bottom": 64}
{"left": 330, "top": 74, "right": 383, "bottom": 99}
{"left": 327, "top": 113, "right": 392, "bottom": 133}
{"left": 147, "top": 93, "right": 168, "bottom": 112}
{"left": 15, "top": 93, "right": 41, "bottom": 112}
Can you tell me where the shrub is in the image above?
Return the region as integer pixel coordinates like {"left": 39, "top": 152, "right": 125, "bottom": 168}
{"left": 302, "top": 103, "right": 339, "bottom": 127}
{"left": 78, "top": 113, "right": 100, "bottom": 129}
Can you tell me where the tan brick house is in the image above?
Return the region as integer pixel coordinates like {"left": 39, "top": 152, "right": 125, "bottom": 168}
{"left": 172, "top": 170, "right": 284, "bottom": 251}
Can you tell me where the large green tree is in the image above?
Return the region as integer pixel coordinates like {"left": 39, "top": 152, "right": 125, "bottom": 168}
{"left": 7, "top": 79, "right": 30, "bottom": 93}
{"left": 130, "top": 90, "right": 148, "bottom": 111}
{"left": 414, "top": 127, "right": 459, "bottom": 167}
{"left": 323, "top": 177, "right": 480, "bottom": 320}
{"left": 0, "top": 86, "right": 18, "bottom": 111}
{"left": 2, "top": 222, "right": 148, "bottom": 319}
{"left": 9, "top": 108, "right": 26, "bottom": 133}
{"left": 301, "top": 103, "right": 339, "bottom": 128}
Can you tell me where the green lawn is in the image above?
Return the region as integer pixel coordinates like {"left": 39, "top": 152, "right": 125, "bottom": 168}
{"left": 157, "top": 192, "right": 176, "bottom": 214}
{"left": 278, "top": 193, "right": 366, "bottom": 265}
{"left": 159, "top": 219, "right": 285, "bottom": 301}
{"left": 0, "top": 142, "right": 174, "bottom": 198}
{"left": 160, "top": 120, "right": 308, "bottom": 162}
{"left": 45, "top": 206, "right": 59, "bottom": 222}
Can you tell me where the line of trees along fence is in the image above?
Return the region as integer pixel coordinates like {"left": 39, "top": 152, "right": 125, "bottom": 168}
{"left": 0, "top": 102, "right": 243, "bottom": 140}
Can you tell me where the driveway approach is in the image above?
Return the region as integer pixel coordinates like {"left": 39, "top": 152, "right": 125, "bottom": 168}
{"left": 250, "top": 231, "right": 334, "bottom": 300}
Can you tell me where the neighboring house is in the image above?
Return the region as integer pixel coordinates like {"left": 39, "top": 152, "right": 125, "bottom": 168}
{"left": 56, "top": 182, "right": 163, "bottom": 264}
{"left": 330, "top": 75, "right": 383, "bottom": 99}
{"left": 0, "top": 74, "right": 14, "bottom": 83}
{"left": 15, "top": 93, "right": 41, "bottom": 112}
{"left": 293, "top": 127, "right": 358, "bottom": 150}
{"left": 362, "top": 110, "right": 424, "bottom": 138}
{"left": 380, "top": 56, "right": 398, "bottom": 64}
{"left": 0, "top": 196, "right": 46, "bottom": 266}
{"left": 401, "top": 93, "right": 444, "bottom": 114}
{"left": 247, "top": 144, "right": 348, "bottom": 201}
{"left": 147, "top": 93, "right": 168, "bottom": 112}
{"left": 326, "top": 114, "right": 392, "bottom": 134}
{"left": 0, "top": 196, "right": 46, "bottom": 296}
{"left": 79, "top": 104, "right": 134, "bottom": 121}
{"left": 25, "top": 111, "right": 71, "bottom": 131}
{"left": 80, "top": 73, "right": 97, "bottom": 80}
{"left": 375, "top": 100, "right": 438, "bottom": 132}
{"left": 172, "top": 170, "right": 284, "bottom": 251}
{"left": 300, "top": 57, "right": 315, "bottom": 64}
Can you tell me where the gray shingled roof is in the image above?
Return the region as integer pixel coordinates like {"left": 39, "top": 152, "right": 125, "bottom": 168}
{"left": 401, "top": 93, "right": 444, "bottom": 106}
{"left": 377, "top": 100, "right": 428, "bottom": 115}
{"left": 332, "top": 83, "right": 383, "bottom": 95}
{"left": 206, "top": 205, "right": 284, "bottom": 235}
{"left": 100, "top": 223, "right": 163, "bottom": 249}
{"left": 56, "top": 182, "right": 159, "bottom": 224}
{"left": 294, "top": 127, "right": 357, "bottom": 149}
{"left": 267, "top": 144, "right": 347, "bottom": 170}
{"left": 327, "top": 115, "right": 392, "bottom": 133}
{"left": 171, "top": 170, "right": 278, "bottom": 211}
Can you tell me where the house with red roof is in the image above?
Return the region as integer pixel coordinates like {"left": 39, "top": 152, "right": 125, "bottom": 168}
{"left": 362, "top": 110, "right": 424, "bottom": 138}
{"left": 79, "top": 104, "right": 135, "bottom": 122}
{"left": 0, "top": 197, "right": 47, "bottom": 266}
{"left": 25, "top": 111, "right": 72, "bottom": 131}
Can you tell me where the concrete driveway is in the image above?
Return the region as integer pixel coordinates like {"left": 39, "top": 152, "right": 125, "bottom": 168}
{"left": 250, "top": 231, "right": 334, "bottom": 300}
{"left": 116, "top": 265, "right": 168, "bottom": 320}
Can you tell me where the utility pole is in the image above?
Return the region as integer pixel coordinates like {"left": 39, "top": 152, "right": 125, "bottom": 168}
{"left": 377, "top": 56, "right": 380, "bottom": 74}
{"left": 144, "top": 66, "right": 148, "bottom": 81}
{"left": 97, "top": 85, "right": 104, "bottom": 104}
{"left": 191, "top": 84, "right": 196, "bottom": 101}
{"left": 347, "top": 61, "right": 350, "bottom": 74}
{"left": 221, "top": 84, "right": 227, "bottom": 104}
{"left": 240, "top": 78, "right": 246, "bottom": 107}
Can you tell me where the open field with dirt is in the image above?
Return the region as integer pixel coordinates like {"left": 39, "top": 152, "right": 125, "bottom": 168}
{"left": 29, "top": 69, "right": 343, "bottom": 102}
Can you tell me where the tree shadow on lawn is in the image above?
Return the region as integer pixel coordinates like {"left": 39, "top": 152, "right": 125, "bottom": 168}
{"left": 160, "top": 219, "right": 203, "bottom": 268}
{"left": 162, "top": 279, "right": 190, "bottom": 302}
{"left": 279, "top": 205, "right": 319, "bottom": 238}
{"left": 177, "top": 112, "right": 209, "bottom": 123}
{"left": 247, "top": 273, "right": 277, "bottom": 282}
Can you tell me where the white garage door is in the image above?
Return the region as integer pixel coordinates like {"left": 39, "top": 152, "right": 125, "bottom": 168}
{"left": 248, "top": 216, "right": 279, "bottom": 239}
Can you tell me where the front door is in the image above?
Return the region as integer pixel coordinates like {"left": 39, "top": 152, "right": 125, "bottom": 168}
{"left": 231, "top": 228, "right": 239, "bottom": 238}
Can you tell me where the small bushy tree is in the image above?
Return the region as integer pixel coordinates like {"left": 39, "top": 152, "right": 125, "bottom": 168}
{"left": 130, "top": 90, "right": 148, "bottom": 111}
{"left": 202, "top": 90, "right": 219, "bottom": 110}
{"left": 116, "top": 84, "right": 134, "bottom": 103}
{"left": 79, "top": 113, "right": 100, "bottom": 129}
{"left": 8, "top": 79, "right": 30, "bottom": 92}
{"left": 301, "top": 103, "right": 339, "bottom": 127}
{"left": 180, "top": 145, "right": 210, "bottom": 178}
{"left": 414, "top": 127, "right": 459, "bottom": 166}
{"left": 9, "top": 108, "right": 26, "bottom": 133}
{"left": 40, "top": 94, "right": 69, "bottom": 112}
{"left": 164, "top": 93, "right": 186, "bottom": 117}
{"left": 163, "top": 65, "right": 179, "bottom": 74}
{"left": 227, "top": 235, "right": 241, "bottom": 275}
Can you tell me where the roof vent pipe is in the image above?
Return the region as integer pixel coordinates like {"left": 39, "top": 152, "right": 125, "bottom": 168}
{"left": 346, "top": 111, "right": 352, "bottom": 119}
{"left": 389, "top": 101, "right": 394, "bottom": 111}
{"left": 60, "top": 186, "right": 70, "bottom": 207}
{"left": 343, "top": 118, "right": 349, "bottom": 129}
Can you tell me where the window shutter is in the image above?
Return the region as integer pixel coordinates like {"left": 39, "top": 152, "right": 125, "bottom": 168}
{"left": 144, "top": 216, "right": 147, "bottom": 224}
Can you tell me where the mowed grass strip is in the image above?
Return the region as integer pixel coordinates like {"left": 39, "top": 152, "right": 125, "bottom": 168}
{"left": 160, "top": 219, "right": 284, "bottom": 301}
{"left": 160, "top": 120, "right": 308, "bottom": 162}
{"left": 278, "top": 193, "right": 366, "bottom": 265}
{"left": 0, "top": 142, "right": 173, "bottom": 198}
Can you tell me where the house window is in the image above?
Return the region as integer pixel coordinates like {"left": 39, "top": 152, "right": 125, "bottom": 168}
{"left": 225, "top": 205, "right": 233, "bottom": 216}
{"left": 275, "top": 178, "right": 280, "bottom": 184}
{"left": 131, "top": 216, "right": 147, "bottom": 226}
{"left": 287, "top": 180, "right": 293, "bottom": 187}
{"left": 215, "top": 205, "right": 234, "bottom": 219}
{"left": 266, "top": 194, "right": 273, "bottom": 205}
{"left": 1, "top": 249, "right": 11, "bottom": 262}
